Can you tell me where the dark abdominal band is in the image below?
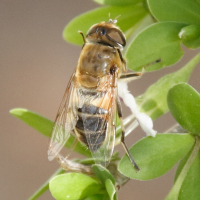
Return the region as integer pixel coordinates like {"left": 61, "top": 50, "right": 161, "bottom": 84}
{"left": 75, "top": 104, "right": 108, "bottom": 151}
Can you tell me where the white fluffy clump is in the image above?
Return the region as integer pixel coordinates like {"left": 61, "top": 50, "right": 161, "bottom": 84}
{"left": 118, "top": 81, "right": 157, "bottom": 137}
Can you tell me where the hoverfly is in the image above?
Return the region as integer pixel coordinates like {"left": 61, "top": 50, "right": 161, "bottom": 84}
{"left": 48, "top": 19, "right": 143, "bottom": 172}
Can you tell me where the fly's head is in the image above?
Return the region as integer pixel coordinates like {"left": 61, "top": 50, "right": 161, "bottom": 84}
{"left": 86, "top": 20, "right": 126, "bottom": 49}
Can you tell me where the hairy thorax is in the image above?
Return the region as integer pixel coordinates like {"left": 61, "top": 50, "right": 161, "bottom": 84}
{"left": 76, "top": 43, "right": 122, "bottom": 88}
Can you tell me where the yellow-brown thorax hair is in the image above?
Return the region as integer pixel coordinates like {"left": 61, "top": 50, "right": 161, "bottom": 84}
{"left": 75, "top": 21, "right": 126, "bottom": 89}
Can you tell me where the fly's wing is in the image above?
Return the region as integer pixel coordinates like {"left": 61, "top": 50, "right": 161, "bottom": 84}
{"left": 48, "top": 72, "right": 78, "bottom": 161}
{"left": 81, "top": 70, "right": 118, "bottom": 166}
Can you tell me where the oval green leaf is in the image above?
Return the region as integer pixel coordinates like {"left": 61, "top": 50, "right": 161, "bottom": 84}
{"left": 92, "top": 164, "right": 115, "bottom": 185}
{"left": 179, "top": 25, "right": 200, "bottom": 41}
{"left": 63, "top": 5, "right": 147, "bottom": 45}
{"left": 165, "top": 137, "right": 200, "bottom": 200}
{"left": 168, "top": 83, "right": 200, "bottom": 134}
{"left": 136, "top": 52, "right": 200, "bottom": 120}
{"left": 49, "top": 173, "right": 103, "bottom": 200}
{"left": 148, "top": 0, "right": 200, "bottom": 25}
{"left": 93, "top": 0, "right": 142, "bottom": 6}
{"left": 84, "top": 194, "right": 109, "bottom": 200}
{"left": 177, "top": 149, "right": 200, "bottom": 200}
{"left": 179, "top": 25, "right": 200, "bottom": 49}
{"left": 126, "top": 22, "right": 185, "bottom": 72}
{"left": 118, "top": 134, "right": 195, "bottom": 180}
{"left": 9, "top": 108, "right": 91, "bottom": 157}
{"left": 105, "top": 179, "right": 116, "bottom": 200}
{"left": 174, "top": 149, "right": 192, "bottom": 182}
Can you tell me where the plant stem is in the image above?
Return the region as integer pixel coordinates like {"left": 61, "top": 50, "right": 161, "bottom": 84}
{"left": 28, "top": 168, "right": 65, "bottom": 200}
{"left": 165, "top": 136, "right": 200, "bottom": 200}
{"left": 165, "top": 123, "right": 188, "bottom": 134}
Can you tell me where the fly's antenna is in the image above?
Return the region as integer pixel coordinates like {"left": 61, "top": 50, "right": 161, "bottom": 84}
{"left": 115, "top": 15, "right": 121, "bottom": 21}
{"left": 109, "top": 15, "right": 121, "bottom": 24}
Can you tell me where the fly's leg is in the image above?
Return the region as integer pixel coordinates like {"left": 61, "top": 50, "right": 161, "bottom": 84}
{"left": 119, "top": 71, "right": 143, "bottom": 82}
{"left": 116, "top": 49, "right": 127, "bottom": 72}
{"left": 56, "top": 153, "right": 93, "bottom": 175}
{"left": 116, "top": 96, "right": 140, "bottom": 171}
{"left": 65, "top": 136, "right": 78, "bottom": 159}
{"left": 78, "top": 31, "right": 86, "bottom": 48}
{"left": 119, "top": 58, "right": 161, "bottom": 82}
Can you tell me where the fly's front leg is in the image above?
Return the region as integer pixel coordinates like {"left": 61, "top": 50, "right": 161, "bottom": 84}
{"left": 119, "top": 71, "right": 143, "bottom": 82}
{"left": 78, "top": 31, "right": 86, "bottom": 48}
{"left": 116, "top": 96, "right": 140, "bottom": 171}
{"left": 119, "top": 64, "right": 145, "bottom": 82}
{"left": 119, "top": 58, "right": 161, "bottom": 82}
{"left": 116, "top": 49, "right": 127, "bottom": 72}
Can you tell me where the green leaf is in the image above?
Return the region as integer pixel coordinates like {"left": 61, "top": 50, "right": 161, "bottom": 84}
{"left": 168, "top": 83, "right": 200, "bottom": 135}
{"left": 118, "top": 134, "right": 195, "bottom": 180}
{"left": 105, "top": 179, "right": 116, "bottom": 200}
{"left": 179, "top": 25, "right": 200, "bottom": 49}
{"left": 93, "top": 0, "right": 142, "bottom": 6}
{"left": 175, "top": 149, "right": 191, "bottom": 183}
{"left": 126, "top": 22, "right": 185, "bottom": 72}
{"left": 10, "top": 108, "right": 91, "bottom": 157}
{"left": 164, "top": 137, "right": 200, "bottom": 200}
{"left": 63, "top": 5, "right": 147, "bottom": 45}
{"left": 125, "top": 14, "right": 154, "bottom": 42}
{"left": 179, "top": 25, "right": 200, "bottom": 41}
{"left": 49, "top": 173, "right": 103, "bottom": 200}
{"left": 182, "top": 36, "right": 200, "bottom": 49}
{"left": 92, "top": 164, "right": 115, "bottom": 185}
{"left": 177, "top": 149, "right": 200, "bottom": 199}
{"left": 84, "top": 194, "right": 109, "bottom": 200}
{"left": 148, "top": 0, "right": 200, "bottom": 25}
{"left": 136, "top": 52, "right": 200, "bottom": 120}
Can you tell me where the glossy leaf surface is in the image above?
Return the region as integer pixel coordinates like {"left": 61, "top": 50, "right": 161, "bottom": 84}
{"left": 92, "top": 164, "right": 115, "bottom": 185}
{"left": 177, "top": 149, "right": 200, "bottom": 200}
{"left": 63, "top": 5, "right": 146, "bottom": 45}
{"left": 179, "top": 25, "right": 200, "bottom": 49}
{"left": 10, "top": 108, "right": 91, "bottom": 157}
{"left": 168, "top": 83, "right": 200, "bottom": 134}
{"left": 84, "top": 194, "right": 109, "bottom": 200}
{"left": 135, "top": 52, "right": 200, "bottom": 120}
{"left": 165, "top": 137, "right": 200, "bottom": 200}
{"left": 105, "top": 179, "right": 116, "bottom": 200}
{"left": 49, "top": 173, "right": 103, "bottom": 200}
{"left": 118, "top": 134, "right": 195, "bottom": 180}
{"left": 126, "top": 22, "right": 185, "bottom": 72}
{"left": 148, "top": 0, "right": 200, "bottom": 25}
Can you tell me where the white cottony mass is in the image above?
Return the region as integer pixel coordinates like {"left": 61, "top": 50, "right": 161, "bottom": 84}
{"left": 117, "top": 81, "right": 157, "bottom": 137}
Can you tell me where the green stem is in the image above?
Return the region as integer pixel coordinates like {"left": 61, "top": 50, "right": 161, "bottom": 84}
{"left": 165, "top": 136, "right": 200, "bottom": 200}
{"left": 28, "top": 168, "right": 65, "bottom": 200}
{"left": 182, "top": 50, "right": 200, "bottom": 74}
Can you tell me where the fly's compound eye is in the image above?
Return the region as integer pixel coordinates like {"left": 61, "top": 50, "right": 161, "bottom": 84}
{"left": 96, "top": 28, "right": 107, "bottom": 36}
{"left": 106, "top": 28, "right": 126, "bottom": 47}
{"left": 87, "top": 26, "right": 107, "bottom": 36}
{"left": 100, "top": 29, "right": 106, "bottom": 35}
{"left": 87, "top": 26, "right": 97, "bottom": 36}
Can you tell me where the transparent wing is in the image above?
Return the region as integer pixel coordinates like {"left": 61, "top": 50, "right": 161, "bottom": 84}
{"left": 80, "top": 71, "right": 118, "bottom": 167}
{"left": 48, "top": 72, "right": 78, "bottom": 161}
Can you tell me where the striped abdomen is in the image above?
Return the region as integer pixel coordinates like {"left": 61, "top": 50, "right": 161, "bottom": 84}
{"left": 75, "top": 104, "right": 108, "bottom": 151}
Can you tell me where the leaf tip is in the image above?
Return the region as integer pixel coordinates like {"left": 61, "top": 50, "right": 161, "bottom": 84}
{"left": 10, "top": 108, "right": 28, "bottom": 117}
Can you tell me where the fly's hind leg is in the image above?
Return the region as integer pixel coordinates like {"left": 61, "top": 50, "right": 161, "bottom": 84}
{"left": 116, "top": 96, "right": 140, "bottom": 171}
{"left": 54, "top": 133, "right": 93, "bottom": 175}
{"left": 56, "top": 153, "right": 92, "bottom": 175}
